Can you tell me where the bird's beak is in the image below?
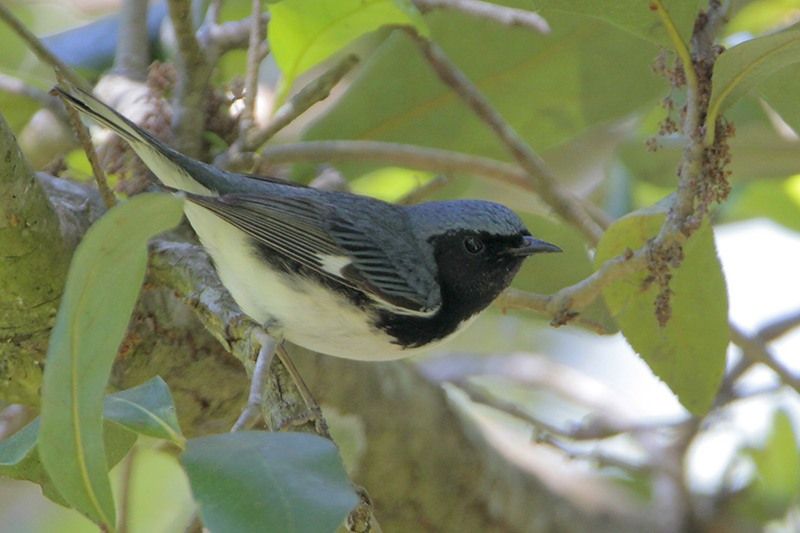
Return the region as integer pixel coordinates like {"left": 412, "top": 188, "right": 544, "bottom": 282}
{"left": 507, "top": 236, "right": 562, "bottom": 257}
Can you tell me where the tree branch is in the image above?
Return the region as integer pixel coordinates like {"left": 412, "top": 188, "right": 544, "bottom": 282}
{"left": 222, "top": 55, "right": 360, "bottom": 170}
{"left": 758, "top": 309, "right": 800, "bottom": 342}
{"left": 258, "top": 140, "right": 532, "bottom": 187}
{"left": 413, "top": 0, "right": 550, "bottom": 34}
{"left": 114, "top": 0, "right": 150, "bottom": 80}
{"left": 0, "top": 122, "right": 74, "bottom": 404}
{"left": 729, "top": 323, "right": 800, "bottom": 394}
{"left": 239, "top": 0, "right": 267, "bottom": 136}
{"left": 406, "top": 30, "right": 604, "bottom": 244}
{"left": 0, "top": 73, "right": 66, "bottom": 120}
{"left": 0, "top": 3, "right": 85, "bottom": 89}
{"left": 167, "top": 0, "right": 209, "bottom": 157}
{"left": 197, "top": 13, "right": 270, "bottom": 60}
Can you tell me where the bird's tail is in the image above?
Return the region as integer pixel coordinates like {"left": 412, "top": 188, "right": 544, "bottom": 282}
{"left": 53, "top": 85, "right": 150, "bottom": 146}
{"left": 53, "top": 84, "right": 214, "bottom": 195}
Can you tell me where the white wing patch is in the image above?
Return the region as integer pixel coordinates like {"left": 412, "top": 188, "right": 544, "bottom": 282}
{"left": 319, "top": 254, "right": 352, "bottom": 276}
{"left": 320, "top": 253, "right": 438, "bottom": 317}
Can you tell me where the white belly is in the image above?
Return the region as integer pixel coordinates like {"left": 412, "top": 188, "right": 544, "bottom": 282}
{"left": 184, "top": 203, "right": 418, "bottom": 360}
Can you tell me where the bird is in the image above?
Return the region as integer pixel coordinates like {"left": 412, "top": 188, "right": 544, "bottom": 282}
{"left": 54, "top": 85, "right": 561, "bottom": 361}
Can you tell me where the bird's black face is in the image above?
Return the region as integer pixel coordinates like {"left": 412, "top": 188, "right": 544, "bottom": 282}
{"left": 430, "top": 229, "right": 545, "bottom": 318}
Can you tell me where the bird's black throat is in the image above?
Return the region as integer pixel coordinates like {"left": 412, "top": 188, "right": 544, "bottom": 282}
{"left": 376, "top": 230, "right": 529, "bottom": 348}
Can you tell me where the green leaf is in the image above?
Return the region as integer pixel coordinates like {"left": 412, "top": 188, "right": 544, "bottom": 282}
{"left": 0, "top": 419, "right": 136, "bottom": 508}
{"left": 269, "top": 0, "right": 427, "bottom": 98}
{"left": 104, "top": 377, "right": 185, "bottom": 446}
{"left": 760, "top": 63, "right": 800, "bottom": 133}
{"left": 181, "top": 432, "right": 359, "bottom": 533}
{"left": 594, "top": 202, "right": 728, "bottom": 414}
{"left": 723, "top": 174, "right": 800, "bottom": 232}
{"left": 306, "top": 8, "right": 662, "bottom": 162}
{"left": 619, "top": 115, "right": 800, "bottom": 186}
{"left": 38, "top": 193, "right": 184, "bottom": 528}
{"left": 536, "top": 0, "right": 702, "bottom": 45}
{"left": 741, "top": 410, "right": 800, "bottom": 520}
{"left": 707, "top": 27, "right": 800, "bottom": 131}
{"left": 0, "top": 420, "right": 49, "bottom": 489}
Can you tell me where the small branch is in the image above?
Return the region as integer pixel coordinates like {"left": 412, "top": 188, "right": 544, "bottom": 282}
{"left": 275, "top": 345, "right": 331, "bottom": 438}
{"left": 204, "top": 0, "right": 222, "bottom": 26}
{"left": 0, "top": 3, "right": 86, "bottom": 89}
{"left": 729, "top": 323, "right": 800, "bottom": 393}
{"left": 243, "top": 54, "right": 360, "bottom": 153}
{"left": 55, "top": 82, "right": 116, "bottom": 208}
{"left": 538, "top": 433, "right": 651, "bottom": 474}
{"left": 222, "top": 55, "right": 360, "bottom": 170}
{"left": 414, "top": 0, "right": 550, "bottom": 34}
{"left": 114, "top": 0, "right": 150, "bottom": 80}
{"left": 0, "top": 5, "right": 105, "bottom": 200}
{"left": 460, "top": 381, "right": 650, "bottom": 473}
{"left": 239, "top": 0, "right": 266, "bottom": 135}
{"left": 258, "top": 140, "right": 532, "bottom": 189}
{"left": 642, "top": 1, "right": 730, "bottom": 326}
{"left": 167, "top": 0, "right": 209, "bottom": 157}
{"left": 406, "top": 30, "right": 603, "bottom": 244}
{"left": 199, "top": 13, "right": 270, "bottom": 58}
{"left": 496, "top": 247, "right": 644, "bottom": 330}
{"left": 0, "top": 73, "right": 67, "bottom": 119}
{"left": 757, "top": 309, "right": 800, "bottom": 342}
{"left": 651, "top": 1, "right": 698, "bottom": 100}
{"left": 231, "top": 331, "right": 278, "bottom": 432}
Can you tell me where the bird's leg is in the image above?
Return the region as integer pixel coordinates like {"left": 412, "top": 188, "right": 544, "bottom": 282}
{"left": 230, "top": 329, "right": 279, "bottom": 432}
{"left": 275, "top": 344, "right": 331, "bottom": 438}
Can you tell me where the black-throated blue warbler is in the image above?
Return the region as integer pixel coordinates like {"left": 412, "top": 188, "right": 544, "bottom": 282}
{"left": 55, "top": 85, "right": 561, "bottom": 360}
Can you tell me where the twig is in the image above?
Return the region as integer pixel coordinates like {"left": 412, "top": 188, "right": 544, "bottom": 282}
{"left": 114, "top": 0, "right": 150, "bottom": 80}
{"left": 496, "top": 288, "right": 610, "bottom": 334}
{"left": 535, "top": 432, "right": 651, "bottom": 474}
{"left": 231, "top": 331, "right": 278, "bottom": 432}
{"left": 0, "top": 73, "right": 66, "bottom": 119}
{"left": 258, "top": 140, "right": 532, "bottom": 188}
{"left": 716, "top": 310, "right": 800, "bottom": 405}
{"left": 55, "top": 79, "right": 117, "bottom": 208}
{"left": 197, "top": 13, "right": 271, "bottom": 60}
{"left": 406, "top": 30, "right": 604, "bottom": 244}
{"left": 239, "top": 0, "right": 266, "bottom": 135}
{"left": 496, "top": 248, "right": 644, "bottom": 329}
{"left": 460, "top": 380, "right": 665, "bottom": 441}
{"left": 758, "top": 309, "right": 800, "bottom": 341}
{"left": 275, "top": 345, "right": 330, "bottom": 438}
{"left": 729, "top": 323, "right": 800, "bottom": 393}
{"left": 460, "top": 381, "right": 652, "bottom": 473}
{"left": 650, "top": 1, "right": 698, "bottom": 101}
{"left": 242, "top": 54, "right": 360, "bottom": 154}
{"left": 167, "top": 0, "right": 209, "bottom": 156}
{"left": 413, "top": 0, "right": 550, "bottom": 34}
{"left": 0, "top": 3, "right": 111, "bottom": 204}
{"left": 223, "top": 55, "right": 360, "bottom": 170}
{"left": 204, "top": 0, "right": 222, "bottom": 26}
{"left": 0, "top": 3, "right": 86, "bottom": 89}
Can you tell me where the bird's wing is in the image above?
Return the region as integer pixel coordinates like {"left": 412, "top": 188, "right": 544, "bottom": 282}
{"left": 186, "top": 193, "right": 441, "bottom": 316}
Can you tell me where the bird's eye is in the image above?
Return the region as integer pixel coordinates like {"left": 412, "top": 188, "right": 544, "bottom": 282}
{"left": 463, "top": 236, "right": 484, "bottom": 254}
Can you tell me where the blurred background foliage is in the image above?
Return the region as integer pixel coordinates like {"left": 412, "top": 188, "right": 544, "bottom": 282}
{"left": 0, "top": 0, "right": 799, "bottom": 531}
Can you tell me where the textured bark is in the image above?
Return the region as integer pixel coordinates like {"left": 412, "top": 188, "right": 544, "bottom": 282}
{"left": 0, "top": 116, "right": 72, "bottom": 404}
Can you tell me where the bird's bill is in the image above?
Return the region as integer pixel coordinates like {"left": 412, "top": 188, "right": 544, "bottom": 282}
{"left": 507, "top": 236, "right": 562, "bottom": 256}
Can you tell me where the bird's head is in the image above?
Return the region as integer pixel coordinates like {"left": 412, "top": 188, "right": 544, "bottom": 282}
{"left": 407, "top": 200, "right": 560, "bottom": 315}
